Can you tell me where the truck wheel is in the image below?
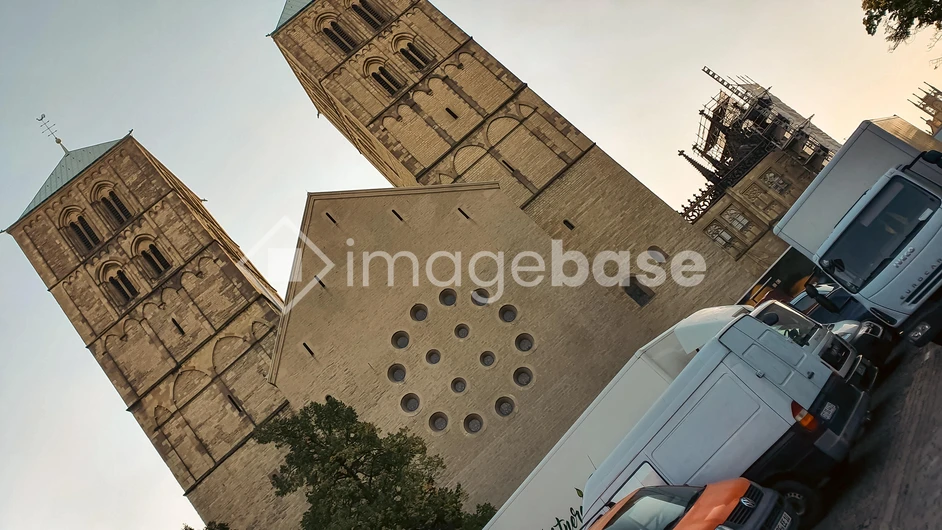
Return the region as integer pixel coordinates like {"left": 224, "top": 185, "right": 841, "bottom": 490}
{"left": 772, "top": 480, "right": 823, "bottom": 529}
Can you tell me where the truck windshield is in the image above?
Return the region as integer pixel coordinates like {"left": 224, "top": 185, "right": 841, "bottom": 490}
{"left": 756, "top": 304, "right": 821, "bottom": 347}
{"left": 820, "top": 176, "right": 940, "bottom": 293}
{"left": 602, "top": 486, "right": 702, "bottom": 530}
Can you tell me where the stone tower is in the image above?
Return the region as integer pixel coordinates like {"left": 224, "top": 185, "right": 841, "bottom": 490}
{"left": 5, "top": 136, "right": 305, "bottom": 528}
{"left": 271, "top": 0, "right": 759, "bottom": 331}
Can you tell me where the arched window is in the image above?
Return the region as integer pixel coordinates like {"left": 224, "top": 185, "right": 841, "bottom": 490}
{"left": 101, "top": 190, "right": 132, "bottom": 226}
{"left": 69, "top": 215, "right": 100, "bottom": 252}
{"left": 142, "top": 243, "right": 172, "bottom": 276}
{"left": 323, "top": 20, "right": 357, "bottom": 54}
{"left": 108, "top": 269, "right": 139, "bottom": 304}
{"left": 371, "top": 65, "right": 403, "bottom": 96}
{"left": 353, "top": 0, "right": 386, "bottom": 29}
{"left": 400, "top": 42, "right": 432, "bottom": 70}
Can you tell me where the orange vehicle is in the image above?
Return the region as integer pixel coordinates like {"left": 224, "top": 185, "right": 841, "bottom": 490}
{"left": 584, "top": 478, "right": 798, "bottom": 530}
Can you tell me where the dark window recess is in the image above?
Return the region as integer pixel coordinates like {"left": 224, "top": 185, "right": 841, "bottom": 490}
{"left": 142, "top": 250, "right": 162, "bottom": 275}
{"left": 70, "top": 222, "right": 93, "bottom": 251}
{"left": 151, "top": 245, "right": 170, "bottom": 270}
{"left": 324, "top": 21, "right": 357, "bottom": 54}
{"left": 109, "top": 277, "right": 130, "bottom": 303}
{"left": 623, "top": 277, "right": 655, "bottom": 307}
{"left": 372, "top": 72, "right": 395, "bottom": 95}
{"left": 143, "top": 244, "right": 171, "bottom": 276}
{"left": 303, "top": 342, "right": 315, "bottom": 357}
{"left": 102, "top": 197, "right": 124, "bottom": 225}
{"left": 117, "top": 270, "right": 138, "bottom": 298}
{"left": 171, "top": 318, "right": 185, "bottom": 335}
{"left": 227, "top": 394, "right": 244, "bottom": 414}
{"left": 110, "top": 192, "right": 131, "bottom": 220}
{"left": 392, "top": 209, "right": 403, "bottom": 221}
{"left": 353, "top": 2, "right": 386, "bottom": 29}
{"left": 400, "top": 42, "right": 432, "bottom": 70}
{"left": 361, "top": 0, "right": 386, "bottom": 25}
{"left": 326, "top": 212, "right": 337, "bottom": 224}
{"left": 502, "top": 160, "right": 516, "bottom": 173}
{"left": 373, "top": 66, "right": 403, "bottom": 96}
{"left": 458, "top": 207, "right": 470, "bottom": 219}
{"left": 445, "top": 107, "right": 459, "bottom": 119}
{"left": 563, "top": 219, "right": 575, "bottom": 230}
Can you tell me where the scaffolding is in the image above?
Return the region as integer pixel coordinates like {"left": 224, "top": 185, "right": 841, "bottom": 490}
{"left": 680, "top": 67, "right": 840, "bottom": 223}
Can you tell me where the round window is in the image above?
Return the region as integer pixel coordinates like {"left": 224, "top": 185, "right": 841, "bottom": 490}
{"left": 515, "top": 333, "right": 534, "bottom": 352}
{"left": 388, "top": 364, "right": 406, "bottom": 383}
{"left": 426, "top": 350, "right": 441, "bottom": 365}
{"left": 472, "top": 289, "right": 490, "bottom": 306}
{"left": 391, "top": 331, "right": 410, "bottom": 349}
{"left": 411, "top": 304, "right": 428, "bottom": 321}
{"left": 513, "top": 367, "right": 533, "bottom": 387}
{"left": 496, "top": 397, "right": 515, "bottom": 417}
{"left": 429, "top": 412, "right": 449, "bottom": 432}
{"left": 401, "top": 393, "right": 420, "bottom": 413}
{"left": 439, "top": 289, "right": 457, "bottom": 306}
{"left": 464, "top": 414, "right": 484, "bottom": 434}
{"left": 499, "top": 305, "right": 517, "bottom": 323}
{"left": 480, "top": 351, "right": 496, "bottom": 367}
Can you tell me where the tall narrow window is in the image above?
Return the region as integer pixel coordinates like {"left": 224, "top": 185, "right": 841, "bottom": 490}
{"left": 324, "top": 26, "right": 352, "bottom": 53}
{"left": 142, "top": 250, "right": 162, "bottom": 275}
{"left": 110, "top": 277, "right": 130, "bottom": 303}
{"left": 353, "top": 1, "right": 386, "bottom": 29}
{"left": 70, "top": 222, "right": 93, "bottom": 251}
{"left": 110, "top": 191, "right": 131, "bottom": 220}
{"left": 150, "top": 244, "right": 170, "bottom": 270}
{"left": 400, "top": 42, "right": 432, "bottom": 70}
{"left": 323, "top": 21, "right": 357, "bottom": 54}
{"left": 372, "top": 66, "right": 402, "bottom": 96}
{"left": 77, "top": 216, "right": 100, "bottom": 246}
{"left": 101, "top": 196, "right": 124, "bottom": 226}
{"left": 117, "top": 270, "right": 138, "bottom": 298}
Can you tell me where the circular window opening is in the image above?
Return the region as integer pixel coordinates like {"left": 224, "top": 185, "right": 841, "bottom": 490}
{"left": 480, "top": 351, "right": 496, "bottom": 367}
{"left": 388, "top": 364, "right": 406, "bottom": 383}
{"left": 455, "top": 324, "right": 470, "bottom": 339}
{"left": 411, "top": 304, "right": 428, "bottom": 322}
{"left": 426, "top": 350, "right": 441, "bottom": 365}
{"left": 451, "top": 377, "right": 467, "bottom": 393}
{"left": 515, "top": 333, "right": 534, "bottom": 352}
{"left": 439, "top": 289, "right": 457, "bottom": 306}
{"left": 496, "top": 397, "right": 515, "bottom": 417}
{"left": 499, "top": 305, "right": 517, "bottom": 323}
{"left": 514, "top": 367, "right": 533, "bottom": 387}
{"left": 391, "top": 331, "right": 410, "bottom": 349}
{"left": 401, "top": 393, "right": 420, "bottom": 413}
{"left": 429, "top": 412, "right": 449, "bottom": 432}
{"left": 472, "top": 289, "right": 490, "bottom": 306}
{"left": 464, "top": 414, "right": 484, "bottom": 434}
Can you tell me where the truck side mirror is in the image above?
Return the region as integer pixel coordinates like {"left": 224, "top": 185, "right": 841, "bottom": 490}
{"left": 804, "top": 284, "right": 819, "bottom": 298}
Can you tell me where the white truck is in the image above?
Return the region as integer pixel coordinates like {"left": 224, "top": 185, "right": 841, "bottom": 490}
{"left": 482, "top": 305, "right": 752, "bottom": 530}
{"left": 774, "top": 117, "right": 942, "bottom": 345}
{"left": 483, "top": 302, "right": 871, "bottom": 530}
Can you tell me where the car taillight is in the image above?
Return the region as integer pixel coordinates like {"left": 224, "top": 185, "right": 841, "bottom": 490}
{"left": 791, "top": 401, "right": 819, "bottom": 431}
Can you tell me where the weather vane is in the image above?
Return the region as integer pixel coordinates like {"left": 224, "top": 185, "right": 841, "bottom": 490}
{"left": 36, "top": 114, "right": 69, "bottom": 155}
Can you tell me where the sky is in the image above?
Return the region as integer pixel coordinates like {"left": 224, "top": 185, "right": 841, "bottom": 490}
{"left": 0, "top": 1, "right": 937, "bottom": 528}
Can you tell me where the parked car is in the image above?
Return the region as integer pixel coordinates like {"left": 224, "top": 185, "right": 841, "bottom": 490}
{"left": 829, "top": 319, "right": 895, "bottom": 369}
{"left": 584, "top": 478, "right": 797, "bottom": 530}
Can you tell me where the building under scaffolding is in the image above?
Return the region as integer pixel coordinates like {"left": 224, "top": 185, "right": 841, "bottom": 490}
{"left": 680, "top": 67, "right": 841, "bottom": 223}
{"left": 911, "top": 82, "right": 942, "bottom": 137}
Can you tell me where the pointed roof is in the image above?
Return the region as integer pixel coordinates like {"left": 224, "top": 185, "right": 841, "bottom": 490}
{"left": 19, "top": 137, "right": 124, "bottom": 220}
{"left": 274, "top": 0, "right": 314, "bottom": 33}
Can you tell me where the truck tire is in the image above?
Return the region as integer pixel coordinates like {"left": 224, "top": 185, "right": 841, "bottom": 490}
{"left": 772, "top": 479, "right": 823, "bottom": 529}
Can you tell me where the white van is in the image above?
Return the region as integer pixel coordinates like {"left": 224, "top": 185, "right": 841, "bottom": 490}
{"left": 580, "top": 302, "right": 869, "bottom": 529}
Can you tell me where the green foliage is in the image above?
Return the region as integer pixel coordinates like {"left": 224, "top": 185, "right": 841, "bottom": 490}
{"left": 255, "top": 397, "right": 496, "bottom": 530}
{"left": 862, "top": 0, "right": 942, "bottom": 46}
{"left": 181, "top": 523, "right": 230, "bottom": 530}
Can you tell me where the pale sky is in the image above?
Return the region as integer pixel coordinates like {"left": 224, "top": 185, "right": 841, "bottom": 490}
{"left": 0, "top": 1, "right": 936, "bottom": 529}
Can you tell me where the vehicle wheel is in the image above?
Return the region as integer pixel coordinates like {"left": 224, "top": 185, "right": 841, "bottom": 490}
{"left": 772, "top": 480, "right": 823, "bottom": 529}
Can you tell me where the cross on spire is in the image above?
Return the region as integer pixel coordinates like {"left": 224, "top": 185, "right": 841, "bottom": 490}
{"left": 36, "top": 114, "right": 69, "bottom": 155}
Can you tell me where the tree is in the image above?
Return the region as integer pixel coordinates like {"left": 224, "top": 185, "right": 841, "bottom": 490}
{"left": 255, "top": 397, "right": 496, "bottom": 530}
{"left": 862, "top": 0, "right": 942, "bottom": 47}
{"left": 181, "top": 523, "right": 230, "bottom": 530}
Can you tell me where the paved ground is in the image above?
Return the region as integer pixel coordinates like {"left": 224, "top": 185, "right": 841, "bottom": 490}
{"left": 814, "top": 341, "right": 942, "bottom": 530}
